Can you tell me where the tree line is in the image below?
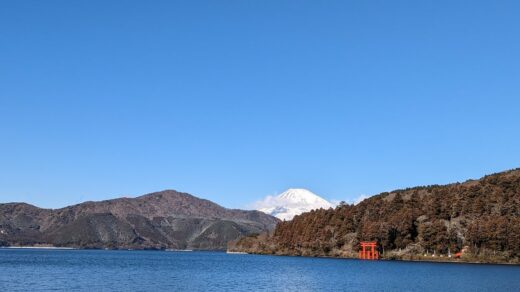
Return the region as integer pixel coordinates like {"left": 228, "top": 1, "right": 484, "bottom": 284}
{"left": 233, "top": 169, "right": 520, "bottom": 263}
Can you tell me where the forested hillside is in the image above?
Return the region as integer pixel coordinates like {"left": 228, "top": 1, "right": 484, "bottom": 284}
{"left": 230, "top": 169, "right": 520, "bottom": 263}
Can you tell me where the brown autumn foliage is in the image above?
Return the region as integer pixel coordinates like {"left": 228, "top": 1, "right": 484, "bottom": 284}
{"left": 230, "top": 168, "right": 520, "bottom": 263}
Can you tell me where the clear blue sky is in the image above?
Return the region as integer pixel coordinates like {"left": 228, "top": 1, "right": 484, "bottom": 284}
{"left": 1, "top": 1, "right": 519, "bottom": 209}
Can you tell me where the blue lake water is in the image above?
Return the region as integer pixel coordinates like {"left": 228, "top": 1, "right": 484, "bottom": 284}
{"left": 0, "top": 249, "right": 519, "bottom": 291}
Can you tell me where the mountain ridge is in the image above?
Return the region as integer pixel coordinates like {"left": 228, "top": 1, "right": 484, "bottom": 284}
{"left": 0, "top": 190, "right": 279, "bottom": 250}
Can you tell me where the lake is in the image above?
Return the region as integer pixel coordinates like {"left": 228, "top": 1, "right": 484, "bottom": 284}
{"left": 0, "top": 249, "right": 519, "bottom": 291}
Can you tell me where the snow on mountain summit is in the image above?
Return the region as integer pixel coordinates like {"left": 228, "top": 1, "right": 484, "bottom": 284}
{"left": 254, "top": 188, "right": 333, "bottom": 221}
{"left": 278, "top": 188, "right": 330, "bottom": 204}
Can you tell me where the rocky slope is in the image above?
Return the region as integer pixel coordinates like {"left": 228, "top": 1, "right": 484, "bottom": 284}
{"left": 0, "top": 190, "right": 279, "bottom": 250}
{"left": 229, "top": 169, "right": 520, "bottom": 264}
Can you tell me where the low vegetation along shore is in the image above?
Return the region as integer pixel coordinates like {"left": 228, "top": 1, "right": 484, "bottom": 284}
{"left": 229, "top": 169, "right": 520, "bottom": 265}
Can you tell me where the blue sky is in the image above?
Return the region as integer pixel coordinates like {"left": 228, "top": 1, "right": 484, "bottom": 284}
{"left": 1, "top": 1, "right": 519, "bottom": 209}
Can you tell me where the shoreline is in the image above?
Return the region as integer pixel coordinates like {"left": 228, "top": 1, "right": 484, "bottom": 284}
{"left": 1, "top": 246, "right": 76, "bottom": 250}
{"left": 226, "top": 251, "right": 248, "bottom": 254}
{"left": 2, "top": 246, "right": 518, "bottom": 266}
{"left": 236, "top": 251, "right": 520, "bottom": 266}
{"left": 0, "top": 246, "right": 225, "bottom": 252}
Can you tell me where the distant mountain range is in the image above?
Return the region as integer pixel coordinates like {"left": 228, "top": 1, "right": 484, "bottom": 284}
{"left": 256, "top": 188, "right": 333, "bottom": 220}
{"left": 0, "top": 190, "right": 279, "bottom": 250}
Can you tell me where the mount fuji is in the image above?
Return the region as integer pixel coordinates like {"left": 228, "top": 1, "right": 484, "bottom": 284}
{"left": 254, "top": 188, "right": 334, "bottom": 221}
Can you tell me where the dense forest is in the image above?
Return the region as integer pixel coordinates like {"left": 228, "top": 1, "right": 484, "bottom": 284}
{"left": 230, "top": 169, "right": 520, "bottom": 263}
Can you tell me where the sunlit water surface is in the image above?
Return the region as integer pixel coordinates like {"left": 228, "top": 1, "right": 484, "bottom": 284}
{"left": 1, "top": 249, "right": 519, "bottom": 291}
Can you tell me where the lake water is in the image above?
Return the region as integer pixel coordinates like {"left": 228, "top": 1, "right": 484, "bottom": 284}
{"left": 0, "top": 249, "right": 519, "bottom": 291}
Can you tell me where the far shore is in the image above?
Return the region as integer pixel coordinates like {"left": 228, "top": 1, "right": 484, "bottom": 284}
{"left": 1, "top": 246, "right": 76, "bottom": 250}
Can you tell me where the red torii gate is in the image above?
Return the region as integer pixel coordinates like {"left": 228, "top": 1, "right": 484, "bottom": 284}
{"left": 359, "top": 241, "right": 379, "bottom": 260}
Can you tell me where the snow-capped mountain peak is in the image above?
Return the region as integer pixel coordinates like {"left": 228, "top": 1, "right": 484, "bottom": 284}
{"left": 278, "top": 188, "right": 330, "bottom": 204}
{"left": 254, "top": 188, "right": 333, "bottom": 221}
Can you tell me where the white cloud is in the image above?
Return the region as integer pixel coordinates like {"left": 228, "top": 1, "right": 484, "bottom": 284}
{"left": 250, "top": 195, "right": 281, "bottom": 210}
{"left": 329, "top": 199, "right": 342, "bottom": 207}
{"left": 350, "top": 194, "right": 370, "bottom": 205}
{"left": 330, "top": 194, "right": 371, "bottom": 207}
